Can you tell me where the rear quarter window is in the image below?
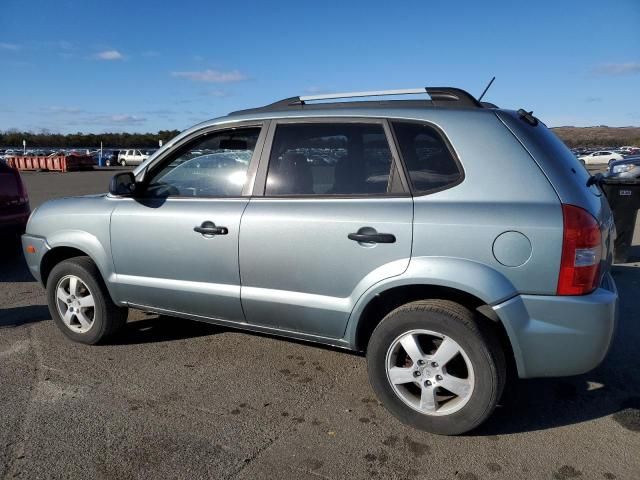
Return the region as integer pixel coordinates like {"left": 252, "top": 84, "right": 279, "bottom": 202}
{"left": 391, "top": 121, "right": 463, "bottom": 194}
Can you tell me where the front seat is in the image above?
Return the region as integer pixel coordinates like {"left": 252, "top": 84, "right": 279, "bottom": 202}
{"left": 268, "top": 152, "right": 313, "bottom": 195}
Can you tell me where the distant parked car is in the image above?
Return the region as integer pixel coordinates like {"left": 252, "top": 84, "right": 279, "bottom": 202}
{"left": 579, "top": 150, "right": 623, "bottom": 165}
{"left": 618, "top": 146, "right": 639, "bottom": 154}
{"left": 117, "top": 149, "right": 148, "bottom": 167}
{"left": 607, "top": 156, "right": 640, "bottom": 179}
{"left": 0, "top": 160, "right": 30, "bottom": 238}
{"left": 100, "top": 150, "right": 118, "bottom": 167}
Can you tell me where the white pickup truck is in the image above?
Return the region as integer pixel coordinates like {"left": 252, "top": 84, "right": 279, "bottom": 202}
{"left": 116, "top": 149, "right": 148, "bottom": 166}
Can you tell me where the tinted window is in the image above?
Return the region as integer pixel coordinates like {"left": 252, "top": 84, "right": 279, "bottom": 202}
{"left": 265, "top": 123, "right": 398, "bottom": 196}
{"left": 392, "top": 121, "right": 462, "bottom": 193}
{"left": 145, "top": 127, "right": 260, "bottom": 197}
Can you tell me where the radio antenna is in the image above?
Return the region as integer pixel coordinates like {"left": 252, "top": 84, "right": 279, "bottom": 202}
{"left": 477, "top": 76, "right": 496, "bottom": 102}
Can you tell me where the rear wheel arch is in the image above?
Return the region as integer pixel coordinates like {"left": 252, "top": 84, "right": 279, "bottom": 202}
{"left": 353, "top": 284, "right": 517, "bottom": 377}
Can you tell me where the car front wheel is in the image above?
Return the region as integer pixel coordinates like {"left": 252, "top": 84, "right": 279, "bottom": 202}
{"left": 46, "top": 256, "right": 128, "bottom": 344}
{"left": 367, "top": 299, "right": 506, "bottom": 435}
{"left": 119, "top": 159, "right": 127, "bottom": 167}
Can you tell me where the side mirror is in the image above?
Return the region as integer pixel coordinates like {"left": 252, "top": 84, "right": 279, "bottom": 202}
{"left": 109, "top": 171, "right": 137, "bottom": 196}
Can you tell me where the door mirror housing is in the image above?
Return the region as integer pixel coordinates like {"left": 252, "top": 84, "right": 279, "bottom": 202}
{"left": 109, "top": 171, "right": 137, "bottom": 196}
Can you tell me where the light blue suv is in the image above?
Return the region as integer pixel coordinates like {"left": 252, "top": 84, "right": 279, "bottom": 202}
{"left": 22, "top": 87, "right": 618, "bottom": 434}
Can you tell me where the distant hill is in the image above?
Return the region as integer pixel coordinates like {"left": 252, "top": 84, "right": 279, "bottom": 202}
{"left": 552, "top": 126, "right": 640, "bottom": 148}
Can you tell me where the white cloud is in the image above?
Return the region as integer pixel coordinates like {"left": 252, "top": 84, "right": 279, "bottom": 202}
{"left": 171, "top": 69, "right": 246, "bottom": 83}
{"left": 109, "top": 115, "right": 146, "bottom": 124}
{"left": 42, "top": 106, "right": 85, "bottom": 114}
{"left": 0, "top": 42, "right": 20, "bottom": 51}
{"left": 67, "top": 114, "right": 147, "bottom": 126}
{"left": 594, "top": 62, "right": 640, "bottom": 75}
{"left": 95, "top": 50, "right": 124, "bottom": 61}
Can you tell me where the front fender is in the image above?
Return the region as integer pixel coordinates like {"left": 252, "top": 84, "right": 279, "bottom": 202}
{"left": 42, "top": 230, "right": 120, "bottom": 303}
{"left": 343, "top": 256, "right": 518, "bottom": 346}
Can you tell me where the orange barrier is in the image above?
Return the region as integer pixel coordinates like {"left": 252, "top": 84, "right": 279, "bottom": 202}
{"left": 6, "top": 154, "right": 96, "bottom": 172}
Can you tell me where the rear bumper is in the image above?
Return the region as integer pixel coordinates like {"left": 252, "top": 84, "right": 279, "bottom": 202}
{"left": 21, "top": 234, "right": 50, "bottom": 284}
{"left": 493, "top": 272, "right": 618, "bottom": 378}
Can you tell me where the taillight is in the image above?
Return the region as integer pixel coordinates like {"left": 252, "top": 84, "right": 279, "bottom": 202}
{"left": 557, "top": 204, "right": 602, "bottom": 295}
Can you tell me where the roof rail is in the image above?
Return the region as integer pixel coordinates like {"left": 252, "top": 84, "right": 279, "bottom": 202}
{"left": 298, "top": 88, "right": 428, "bottom": 102}
{"left": 296, "top": 87, "right": 482, "bottom": 108}
{"left": 229, "top": 86, "right": 486, "bottom": 115}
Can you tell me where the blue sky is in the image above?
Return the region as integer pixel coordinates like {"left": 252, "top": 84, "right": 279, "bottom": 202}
{"left": 1, "top": 0, "right": 638, "bottom": 133}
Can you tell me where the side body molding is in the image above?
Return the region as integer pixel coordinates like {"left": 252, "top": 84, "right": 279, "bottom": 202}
{"left": 342, "top": 256, "right": 518, "bottom": 346}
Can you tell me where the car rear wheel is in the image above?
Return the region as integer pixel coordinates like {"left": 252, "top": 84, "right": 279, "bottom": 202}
{"left": 46, "top": 256, "right": 128, "bottom": 344}
{"left": 367, "top": 299, "right": 506, "bottom": 435}
{"left": 119, "top": 159, "right": 127, "bottom": 167}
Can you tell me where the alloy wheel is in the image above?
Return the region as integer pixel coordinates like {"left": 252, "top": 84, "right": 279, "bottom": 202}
{"left": 385, "top": 329, "right": 475, "bottom": 416}
{"left": 55, "top": 275, "right": 96, "bottom": 333}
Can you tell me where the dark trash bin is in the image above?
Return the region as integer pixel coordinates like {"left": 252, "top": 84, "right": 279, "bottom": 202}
{"left": 600, "top": 176, "right": 640, "bottom": 263}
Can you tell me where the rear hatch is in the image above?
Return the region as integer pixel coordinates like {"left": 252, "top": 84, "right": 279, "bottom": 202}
{"left": 495, "top": 110, "right": 615, "bottom": 281}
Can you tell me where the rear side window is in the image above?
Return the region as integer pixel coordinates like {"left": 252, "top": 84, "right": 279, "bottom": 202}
{"left": 265, "top": 123, "right": 402, "bottom": 196}
{"left": 392, "top": 121, "right": 462, "bottom": 194}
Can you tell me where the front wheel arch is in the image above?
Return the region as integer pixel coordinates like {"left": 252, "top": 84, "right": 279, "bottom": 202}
{"left": 40, "top": 246, "right": 89, "bottom": 287}
{"left": 41, "top": 245, "right": 122, "bottom": 309}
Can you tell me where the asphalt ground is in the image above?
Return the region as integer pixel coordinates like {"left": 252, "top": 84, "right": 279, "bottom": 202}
{"left": 1, "top": 168, "right": 639, "bottom": 480}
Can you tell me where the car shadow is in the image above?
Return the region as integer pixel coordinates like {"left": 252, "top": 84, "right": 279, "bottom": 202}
{"left": 111, "top": 314, "right": 225, "bottom": 345}
{"left": 474, "top": 263, "right": 640, "bottom": 435}
{"left": 0, "top": 305, "right": 50, "bottom": 327}
{"left": 106, "top": 263, "right": 640, "bottom": 435}
{"left": 0, "top": 239, "right": 33, "bottom": 283}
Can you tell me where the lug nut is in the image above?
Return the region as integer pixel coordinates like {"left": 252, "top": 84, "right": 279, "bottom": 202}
{"left": 417, "top": 360, "right": 425, "bottom": 366}
{"left": 413, "top": 371, "right": 421, "bottom": 377}
{"left": 431, "top": 362, "right": 438, "bottom": 368}
{"left": 424, "top": 380, "right": 432, "bottom": 387}
{"left": 436, "top": 375, "right": 443, "bottom": 381}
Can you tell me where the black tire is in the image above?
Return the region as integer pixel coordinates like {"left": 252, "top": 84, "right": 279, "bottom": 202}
{"left": 46, "top": 256, "right": 128, "bottom": 345}
{"left": 367, "top": 299, "right": 506, "bottom": 435}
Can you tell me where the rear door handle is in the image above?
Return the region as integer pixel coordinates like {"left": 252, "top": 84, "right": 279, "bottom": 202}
{"left": 348, "top": 227, "right": 396, "bottom": 244}
{"left": 194, "top": 221, "right": 228, "bottom": 236}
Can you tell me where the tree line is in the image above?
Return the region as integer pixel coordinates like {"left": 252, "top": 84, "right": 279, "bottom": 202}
{"left": 1, "top": 126, "right": 638, "bottom": 150}
{"left": 551, "top": 127, "right": 640, "bottom": 148}
{"left": 0, "top": 130, "right": 181, "bottom": 149}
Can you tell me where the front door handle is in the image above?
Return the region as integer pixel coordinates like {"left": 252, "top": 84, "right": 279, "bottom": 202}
{"left": 348, "top": 227, "right": 396, "bottom": 244}
{"left": 194, "top": 221, "right": 228, "bottom": 236}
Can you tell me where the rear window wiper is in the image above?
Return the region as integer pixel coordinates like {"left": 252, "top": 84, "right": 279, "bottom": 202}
{"left": 517, "top": 109, "right": 539, "bottom": 127}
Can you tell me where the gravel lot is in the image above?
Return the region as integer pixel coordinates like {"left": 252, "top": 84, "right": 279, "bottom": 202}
{"left": 1, "top": 169, "right": 639, "bottom": 480}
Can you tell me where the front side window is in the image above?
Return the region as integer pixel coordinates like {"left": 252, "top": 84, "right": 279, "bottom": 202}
{"left": 392, "top": 121, "right": 462, "bottom": 193}
{"left": 144, "top": 127, "right": 260, "bottom": 197}
{"left": 265, "top": 122, "right": 399, "bottom": 196}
